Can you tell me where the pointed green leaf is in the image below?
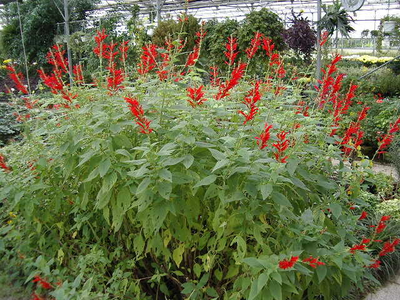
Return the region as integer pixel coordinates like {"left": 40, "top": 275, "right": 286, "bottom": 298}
{"left": 194, "top": 175, "right": 217, "bottom": 188}
{"left": 99, "top": 159, "right": 111, "bottom": 177}
{"left": 136, "top": 177, "right": 151, "bottom": 194}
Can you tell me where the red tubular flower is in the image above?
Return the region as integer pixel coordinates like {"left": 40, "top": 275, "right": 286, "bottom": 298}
{"left": 358, "top": 211, "right": 368, "bottom": 220}
{"left": 106, "top": 64, "right": 125, "bottom": 93}
{"left": 215, "top": 63, "right": 247, "bottom": 100}
{"left": 73, "top": 64, "right": 84, "bottom": 84}
{"left": 185, "top": 46, "right": 200, "bottom": 68}
{"left": 224, "top": 36, "right": 239, "bottom": 66}
{"left": 38, "top": 69, "right": 64, "bottom": 94}
{"left": 379, "top": 239, "right": 400, "bottom": 256}
{"left": 302, "top": 256, "right": 325, "bottom": 269}
{"left": 273, "top": 130, "right": 290, "bottom": 163}
{"left": 138, "top": 44, "right": 158, "bottom": 75}
{"left": 32, "top": 275, "right": 52, "bottom": 290}
{"left": 350, "top": 244, "right": 366, "bottom": 254}
{"left": 262, "top": 37, "right": 275, "bottom": 57}
{"left": 6, "top": 65, "right": 28, "bottom": 94}
{"left": 125, "top": 97, "right": 153, "bottom": 134}
{"left": 246, "top": 32, "right": 262, "bottom": 60}
{"left": 238, "top": 81, "right": 261, "bottom": 124}
{"left": 362, "top": 238, "right": 371, "bottom": 244}
{"left": 368, "top": 260, "right": 381, "bottom": 269}
{"left": 357, "top": 106, "right": 371, "bottom": 122}
{"left": 187, "top": 85, "right": 207, "bottom": 107}
{"left": 279, "top": 256, "right": 299, "bottom": 269}
{"left": 255, "top": 123, "right": 273, "bottom": 150}
{"left": 374, "top": 215, "right": 391, "bottom": 234}
{"left": 32, "top": 292, "right": 44, "bottom": 300}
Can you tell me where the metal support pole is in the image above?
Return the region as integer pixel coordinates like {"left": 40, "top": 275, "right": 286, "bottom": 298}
{"left": 63, "top": 0, "right": 73, "bottom": 86}
{"left": 16, "top": 1, "right": 31, "bottom": 94}
{"left": 316, "top": 0, "right": 322, "bottom": 82}
{"left": 156, "top": 0, "right": 161, "bottom": 25}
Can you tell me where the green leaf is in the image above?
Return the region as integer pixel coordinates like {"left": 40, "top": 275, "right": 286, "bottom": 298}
{"left": 271, "top": 191, "right": 292, "bottom": 208}
{"left": 182, "top": 154, "right": 194, "bottom": 169}
{"left": 316, "top": 265, "right": 327, "bottom": 283}
{"left": 330, "top": 203, "right": 342, "bottom": 219}
{"left": 269, "top": 279, "right": 282, "bottom": 300}
{"left": 99, "top": 159, "right": 111, "bottom": 178}
{"left": 209, "top": 149, "right": 226, "bottom": 160}
{"left": 117, "top": 187, "right": 131, "bottom": 212}
{"left": 137, "top": 177, "right": 151, "bottom": 194}
{"left": 212, "top": 159, "right": 229, "bottom": 172}
{"left": 290, "top": 177, "right": 310, "bottom": 191}
{"left": 162, "top": 156, "right": 184, "bottom": 166}
{"left": 260, "top": 184, "right": 273, "bottom": 200}
{"left": 249, "top": 272, "right": 269, "bottom": 300}
{"left": 159, "top": 169, "right": 172, "bottom": 182}
{"left": 157, "top": 143, "right": 177, "bottom": 156}
{"left": 287, "top": 159, "right": 299, "bottom": 177}
{"left": 194, "top": 175, "right": 217, "bottom": 188}
{"left": 173, "top": 244, "right": 185, "bottom": 267}
{"left": 157, "top": 181, "right": 172, "bottom": 200}
{"left": 271, "top": 272, "right": 282, "bottom": 285}
{"left": 243, "top": 257, "right": 267, "bottom": 269}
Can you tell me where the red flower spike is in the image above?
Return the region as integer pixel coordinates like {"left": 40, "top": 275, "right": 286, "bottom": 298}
{"left": 255, "top": 123, "right": 273, "bottom": 150}
{"left": 239, "top": 81, "right": 262, "bottom": 124}
{"left": 185, "top": 46, "right": 200, "bottom": 68}
{"left": 224, "top": 36, "right": 239, "bottom": 66}
{"left": 106, "top": 64, "right": 125, "bottom": 93}
{"left": 187, "top": 85, "right": 207, "bottom": 107}
{"left": 272, "top": 130, "right": 290, "bottom": 163}
{"left": 279, "top": 256, "right": 299, "bottom": 269}
{"left": 215, "top": 63, "right": 247, "bottom": 100}
{"left": 6, "top": 65, "right": 28, "bottom": 94}
{"left": 362, "top": 238, "right": 371, "bottom": 244}
{"left": 138, "top": 44, "right": 158, "bottom": 75}
{"left": 119, "top": 40, "right": 130, "bottom": 62}
{"left": 209, "top": 66, "right": 221, "bottom": 87}
{"left": 246, "top": 32, "right": 263, "bottom": 60}
{"left": 73, "top": 64, "right": 84, "bottom": 84}
{"left": 380, "top": 215, "right": 391, "bottom": 222}
{"left": 320, "top": 31, "right": 329, "bottom": 47}
{"left": 125, "top": 97, "right": 153, "bottom": 134}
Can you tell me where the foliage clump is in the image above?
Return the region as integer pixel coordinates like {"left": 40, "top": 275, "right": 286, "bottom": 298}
{"left": 0, "top": 29, "right": 400, "bottom": 300}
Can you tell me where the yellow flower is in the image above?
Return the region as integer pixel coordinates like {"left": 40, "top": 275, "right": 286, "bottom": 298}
{"left": 7, "top": 220, "right": 13, "bottom": 224}
{"left": 9, "top": 212, "right": 17, "bottom": 218}
{"left": 3, "top": 59, "right": 11, "bottom": 64}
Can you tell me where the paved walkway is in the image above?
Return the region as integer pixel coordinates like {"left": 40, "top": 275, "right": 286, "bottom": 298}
{"left": 365, "top": 272, "right": 400, "bottom": 300}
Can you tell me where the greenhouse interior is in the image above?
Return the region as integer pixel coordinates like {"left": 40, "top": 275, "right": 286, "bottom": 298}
{"left": 0, "top": 0, "right": 400, "bottom": 299}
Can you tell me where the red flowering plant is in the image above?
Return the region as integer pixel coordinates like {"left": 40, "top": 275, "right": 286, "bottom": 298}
{"left": 1, "top": 30, "right": 399, "bottom": 300}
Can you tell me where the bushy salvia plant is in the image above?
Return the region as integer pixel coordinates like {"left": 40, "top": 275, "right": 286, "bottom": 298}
{"left": 0, "top": 28, "right": 400, "bottom": 300}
